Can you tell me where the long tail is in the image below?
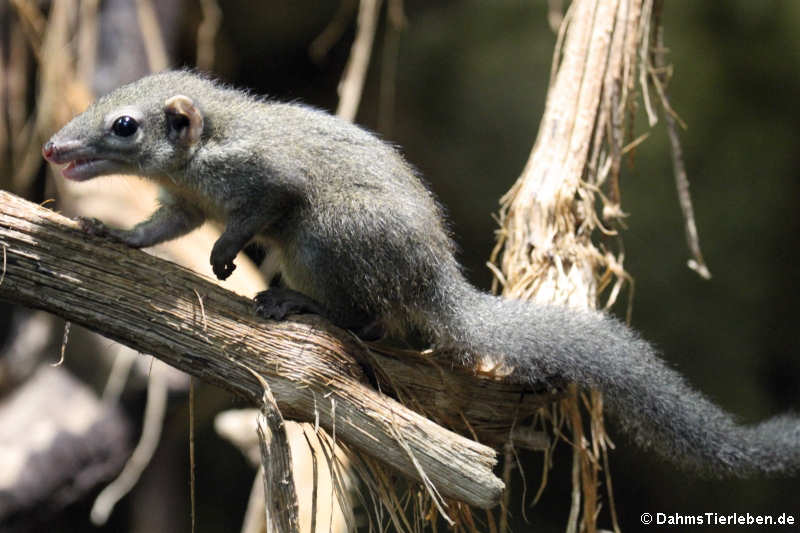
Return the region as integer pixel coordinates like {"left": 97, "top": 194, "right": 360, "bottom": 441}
{"left": 428, "top": 279, "right": 800, "bottom": 477}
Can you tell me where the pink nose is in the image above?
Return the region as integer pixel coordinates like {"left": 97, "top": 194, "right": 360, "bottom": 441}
{"left": 42, "top": 141, "right": 56, "bottom": 160}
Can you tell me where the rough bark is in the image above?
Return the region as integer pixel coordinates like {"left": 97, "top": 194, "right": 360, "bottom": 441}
{"left": 0, "top": 190, "right": 559, "bottom": 509}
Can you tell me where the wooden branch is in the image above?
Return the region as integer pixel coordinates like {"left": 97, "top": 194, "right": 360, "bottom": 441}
{"left": 0, "top": 190, "right": 559, "bottom": 509}
{"left": 256, "top": 380, "right": 301, "bottom": 533}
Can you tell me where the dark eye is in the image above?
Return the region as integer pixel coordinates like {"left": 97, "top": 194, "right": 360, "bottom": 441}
{"left": 112, "top": 116, "right": 138, "bottom": 137}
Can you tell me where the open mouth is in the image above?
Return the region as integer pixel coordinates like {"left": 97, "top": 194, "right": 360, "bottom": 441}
{"left": 61, "top": 158, "right": 122, "bottom": 181}
{"left": 42, "top": 141, "right": 128, "bottom": 182}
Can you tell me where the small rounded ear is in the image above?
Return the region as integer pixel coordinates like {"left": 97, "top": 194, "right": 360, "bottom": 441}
{"left": 164, "top": 95, "right": 204, "bottom": 146}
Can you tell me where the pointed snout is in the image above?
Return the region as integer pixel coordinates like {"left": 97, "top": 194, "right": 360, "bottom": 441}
{"left": 41, "top": 138, "right": 85, "bottom": 164}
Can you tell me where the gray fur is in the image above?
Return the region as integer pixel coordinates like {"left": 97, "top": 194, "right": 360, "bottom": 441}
{"left": 44, "top": 70, "right": 799, "bottom": 477}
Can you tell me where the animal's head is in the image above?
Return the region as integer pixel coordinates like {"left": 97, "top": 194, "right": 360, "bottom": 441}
{"left": 42, "top": 71, "right": 206, "bottom": 182}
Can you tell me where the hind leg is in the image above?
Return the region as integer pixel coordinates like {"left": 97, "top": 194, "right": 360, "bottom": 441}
{"left": 254, "top": 287, "right": 325, "bottom": 320}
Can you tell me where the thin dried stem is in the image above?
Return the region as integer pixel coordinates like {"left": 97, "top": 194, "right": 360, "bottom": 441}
{"left": 377, "top": 0, "right": 406, "bottom": 136}
{"left": 91, "top": 362, "right": 169, "bottom": 525}
{"left": 196, "top": 0, "right": 222, "bottom": 70}
{"left": 189, "top": 377, "right": 197, "bottom": 533}
{"left": 241, "top": 468, "right": 266, "bottom": 533}
{"left": 8, "top": 0, "right": 45, "bottom": 57}
{"left": 651, "top": 0, "right": 711, "bottom": 280}
{"left": 77, "top": 0, "right": 100, "bottom": 83}
{"left": 254, "top": 374, "right": 301, "bottom": 533}
{"left": 638, "top": 0, "right": 657, "bottom": 125}
{"left": 336, "top": 0, "right": 382, "bottom": 122}
{"left": 309, "top": 0, "right": 358, "bottom": 62}
{"left": 135, "top": 0, "right": 169, "bottom": 72}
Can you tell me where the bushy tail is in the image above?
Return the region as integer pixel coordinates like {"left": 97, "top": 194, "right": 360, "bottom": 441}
{"left": 430, "top": 281, "right": 800, "bottom": 477}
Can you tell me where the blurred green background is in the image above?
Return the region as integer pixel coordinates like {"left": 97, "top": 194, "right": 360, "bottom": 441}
{"left": 3, "top": 0, "right": 800, "bottom": 531}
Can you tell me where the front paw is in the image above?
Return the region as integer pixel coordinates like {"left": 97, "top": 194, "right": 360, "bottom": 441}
{"left": 78, "top": 217, "right": 149, "bottom": 248}
{"left": 210, "top": 242, "right": 237, "bottom": 280}
{"left": 77, "top": 216, "right": 132, "bottom": 246}
{"left": 78, "top": 216, "right": 111, "bottom": 238}
{"left": 211, "top": 255, "right": 236, "bottom": 280}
